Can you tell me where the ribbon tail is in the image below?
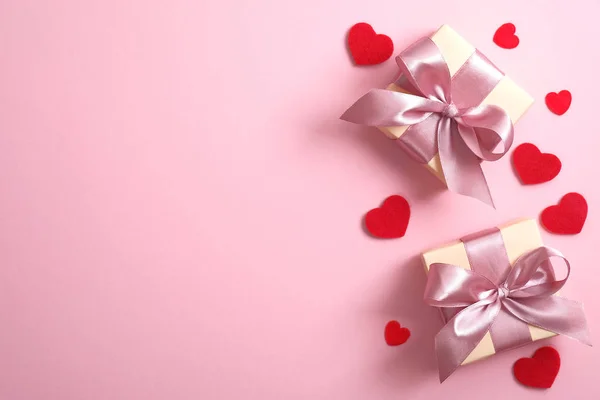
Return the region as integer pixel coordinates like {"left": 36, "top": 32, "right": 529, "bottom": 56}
{"left": 435, "top": 299, "right": 500, "bottom": 382}
{"left": 437, "top": 119, "right": 494, "bottom": 208}
{"left": 503, "top": 297, "right": 592, "bottom": 346}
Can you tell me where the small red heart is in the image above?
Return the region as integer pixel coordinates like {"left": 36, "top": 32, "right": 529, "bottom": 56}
{"left": 347, "top": 22, "right": 394, "bottom": 66}
{"left": 513, "top": 346, "right": 561, "bottom": 389}
{"left": 545, "top": 90, "right": 572, "bottom": 115}
{"left": 384, "top": 321, "right": 410, "bottom": 346}
{"left": 512, "top": 143, "right": 561, "bottom": 184}
{"left": 364, "top": 195, "right": 410, "bottom": 239}
{"left": 541, "top": 192, "right": 588, "bottom": 234}
{"left": 493, "top": 23, "right": 520, "bottom": 49}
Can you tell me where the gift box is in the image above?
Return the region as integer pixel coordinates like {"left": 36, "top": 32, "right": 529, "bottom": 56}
{"left": 422, "top": 219, "right": 591, "bottom": 381}
{"left": 381, "top": 25, "right": 534, "bottom": 181}
{"left": 341, "top": 25, "right": 535, "bottom": 206}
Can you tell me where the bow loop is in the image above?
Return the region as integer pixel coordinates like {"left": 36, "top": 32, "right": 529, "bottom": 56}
{"left": 425, "top": 263, "right": 497, "bottom": 307}
{"left": 455, "top": 105, "right": 514, "bottom": 162}
{"left": 505, "top": 246, "right": 569, "bottom": 298}
{"left": 395, "top": 37, "right": 452, "bottom": 103}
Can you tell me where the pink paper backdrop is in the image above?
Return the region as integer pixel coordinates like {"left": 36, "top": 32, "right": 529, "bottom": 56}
{"left": 1, "top": 0, "right": 599, "bottom": 399}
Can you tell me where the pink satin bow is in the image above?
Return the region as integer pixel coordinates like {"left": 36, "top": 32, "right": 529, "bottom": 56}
{"left": 340, "top": 37, "right": 515, "bottom": 207}
{"left": 425, "top": 246, "right": 591, "bottom": 382}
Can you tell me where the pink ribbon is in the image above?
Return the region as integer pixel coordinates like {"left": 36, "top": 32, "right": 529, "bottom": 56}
{"left": 340, "top": 37, "right": 515, "bottom": 207}
{"left": 425, "top": 233, "right": 591, "bottom": 382}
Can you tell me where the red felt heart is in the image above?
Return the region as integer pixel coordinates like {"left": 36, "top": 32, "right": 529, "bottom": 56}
{"left": 545, "top": 90, "right": 572, "bottom": 115}
{"left": 512, "top": 143, "right": 561, "bottom": 184}
{"left": 493, "top": 23, "right": 520, "bottom": 49}
{"left": 365, "top": 195, "right": 410, "bottom": 239}
{"left": 541, "top": 192, "right": 588, "bottom": 234}
{"left": 348, "top": 22, "right": 394, "bottom": 65}
{"left": 384, "top": 321, "right": 411, "bottom": 346}
{"left": 513, "top": 346, "right": 561, "bottom": 389}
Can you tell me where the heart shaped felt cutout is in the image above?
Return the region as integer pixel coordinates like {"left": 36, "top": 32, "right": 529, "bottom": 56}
{"left": 384, "top": 321, "right": 410, "bottom": 346}
{"left": 512, "top": 143, "right": 561, "bottom": 184}
{"left": 513, "top": 346, "right": 560, "bottom": 389}
{"left": 364, "top": 195, "right": 410, "bottom": 239}
{"left": 545, "top": 91, "right": 572, "bottom": 115}
{"left": 493, "top": 23, "right": 520, "bottom": 49}
{"left": 347, "top": 22, "right": 394, "bottom": 65}
{"left": 541, "top": 192, "right": 588, "bottom": 234}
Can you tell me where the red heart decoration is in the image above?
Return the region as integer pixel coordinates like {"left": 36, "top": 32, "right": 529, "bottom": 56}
{"left": 384, "top": 321, "right": 411, "bottom": 346}
{"left": 513, "top": 346, "right": 561, "bottom": 389}
{"left": 347, "top": 22, "right": 394, "bottom": 65}
{"left": 545, "top": 91, "right": 572, "bottom": 115}
{"left": 541, "top": 192, "right": 588, "bottom": 234}
{"left": 512, "top": 143, "right": 561, "bottom": 184}
{"left": 365, "top": 195, "right": 410, "bottom": 239}
{"left": 493, "top": 23, "right": 520, "bottom": 49}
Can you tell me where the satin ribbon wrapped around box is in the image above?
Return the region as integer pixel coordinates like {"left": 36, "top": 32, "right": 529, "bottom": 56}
{"left": 341, "top": 25, "right": 534, "bottom": 207}
{"left": 422, "top": 219, "right": 591, "bottom": 382}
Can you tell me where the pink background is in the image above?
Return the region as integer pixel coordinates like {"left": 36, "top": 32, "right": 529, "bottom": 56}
{"left": 0, "top": 0, "right": 599, "bottom": 399}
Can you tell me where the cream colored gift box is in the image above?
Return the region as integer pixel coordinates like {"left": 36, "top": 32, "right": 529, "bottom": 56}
{"left": 421, "top": 219, "right": 556, "bottom": 365}
{"left": 382, "top": 25, "right": 534, "bottom": 182}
